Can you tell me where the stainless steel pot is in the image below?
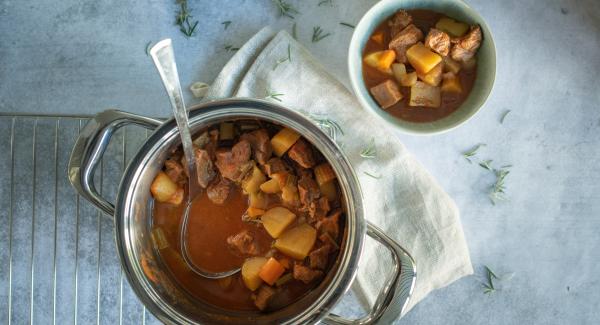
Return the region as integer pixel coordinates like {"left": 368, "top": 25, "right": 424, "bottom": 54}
{"left": 68, "top": 98, "right": 416, "bottom": 324}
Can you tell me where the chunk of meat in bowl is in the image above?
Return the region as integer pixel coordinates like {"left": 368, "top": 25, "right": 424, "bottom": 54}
{"left": 388, "top": 10, "right": 413, "bottom": 37}
{"left": 297, "top": 173, "right": 320, "bottom": 207}
{"left": 215, "top": 139, "right": 252, "bottom": 182}
{"left": 389, "top": 24, "right": 423, "bottom": 63}
{"left": 309, "top": 245, "right": 331, "bottom": 270}
{"left": 207, "top": 178, "right": 232, "bottom": 204}
{"left": 370, "top": 80, "right": 403, "bottom": 109}
{"left": 262, "top": 157, "right": 290, "bottom": 177}
{"left": 424, "top": 28, "right": 451, "bottom": 56}
{"left": 293, "top": 264, "right": 323, "bottom": 284}
{"left": 227, "top": 230, "right": 258, "bottom": 255}
{"left": 450, "top": 25, "right": 482, "bottom": 62}
{"left": 194, "top": 148, "right": 216, "bottom": 188}
{"left": 316, "top": 210, "right": 341, "bottom": 240}
{"left": 287, "top": 139, "right": 316, "bottom": 168}
{"left": 164, "top": 159, "right": 187, "bottom": 185}
{"left": 241, "top": 129, "right": 273, "bottom": 165}
{"left": 252, "top": 285, "right": 276, "bottom": 311}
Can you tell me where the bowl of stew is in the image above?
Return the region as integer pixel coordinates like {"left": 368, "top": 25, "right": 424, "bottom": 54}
{"left": 68, "top": 99, "right": 416, "bottom": 324}
{"left": 348, "top": 0, "right": 496, "bottom": 134}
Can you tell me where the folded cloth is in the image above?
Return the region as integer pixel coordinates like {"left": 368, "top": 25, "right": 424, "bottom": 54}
{"left": 205, "top": 27, "right": 473, "bottom": 317}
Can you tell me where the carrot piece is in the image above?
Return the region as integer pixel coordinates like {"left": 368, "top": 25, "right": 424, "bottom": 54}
{"left": 371, "top": 31, "right": 384, "bottom": 44}
{"left": 279, "top": 258, "right": 291, "bottom": 269}
{"left": 258, "top": 257, "right": 286, "bottom": 286}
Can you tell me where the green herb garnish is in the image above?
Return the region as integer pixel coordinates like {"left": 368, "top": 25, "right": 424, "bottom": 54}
{"left": 463, "top": 143, "right": 486, "bottom": 163}
{"left": 145, "top": 41, "right": 153, "bottom": 56}
{"left": 478, "top": 159, "right": 493, "bottom": 171}
{"left": 272, "top": 0, "right": 299, "bottom": 19}
{"left": 500, "top": 110, "right": 511, "bottom": 124}
{"left": 265, "top": 90, "right": 284, "bottom": 102}
{"left": 340, "top": 22, "right": 355, "bottom": 28}
{"left": 489, "top": 165, "right": 511, "bottom": 204}
{"left": 364, "top": 171, "right": 381, "bottom": 179}
{"left": 273, "top": 44, "right": 292, "bottom": 70}
{"left": 224, "top": 45, "right": 240, "bottom": 52}
{"left": 483, "top": 265, "right": 498, "bottom": 294}
{"left": 312, "top": 26, "right": 331, "bottom": 43}
{"left": 292, "top": 22, "right": 297, "bottom": 39}
{"left": 221, "top": 20, "right": 231, "bottom": 30}
{"left": 318, "top": 0, "right": 333, "bottom": 6}
{"left": 360, "top": 139, "right": 377, "bottom": 159}
{"left": 175, "top": 0, "right": 199, "bottom": 37}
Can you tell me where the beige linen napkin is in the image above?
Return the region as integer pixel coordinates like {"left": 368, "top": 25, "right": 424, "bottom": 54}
{"left": 204, "top": 27, "right": 473, "bottom": 318}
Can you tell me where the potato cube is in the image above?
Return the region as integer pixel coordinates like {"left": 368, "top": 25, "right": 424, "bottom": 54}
{"left": 441, "top": 73, "right": 463, "bottom": 93}
{"left": 271, "top": 128, "right": 301, "bottom": 157}
{"left": 319, "top": 181, "right": 338, "bottom": 202}
{"left": 261, "top": 207, "right": 296, "bottom": 238}
{"left": 150, "top": 171, "right": 183, "bottom": 205}
{"left": 417, "top": 62, "right": 443, "bottom": 86}
{"left": 406, "top": 43, "right": 442, "bottom": 74}
{"left": 399, "top": 72, "right": 418, "bottom": 87}
{"left": 363, "top": 50, "right": 396, "bottom": 74}
{"left": 274, "top": 224, "right": 317, "bottom": 260}
{"left": 409, "top": 81, "right": 441, "bottom": 108}
{"left": 259, "top": 178, "right": 280, "bottom": 193}
{"left": 249, "top": 191, "right": 269, "bottom": 209}
{"left": 242, "top": 165, "right": 266, "bottom": 194}
{"left": 391, "top": 63, "right": 407, "bottom": 83}
{"left": 435, "top": 17, "right": 469, "bottom": 37}
{"left": 241, "top": 257, "right": 268, "bottom": 291}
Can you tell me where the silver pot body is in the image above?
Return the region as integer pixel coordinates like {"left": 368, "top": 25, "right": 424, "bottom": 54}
{"left": 68, "top": 99, "right": 416, "bottom": 324}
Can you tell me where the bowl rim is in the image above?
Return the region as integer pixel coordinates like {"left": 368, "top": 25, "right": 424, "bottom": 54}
{"left": 347, "top": 0, "right": 497, "bottom": 135}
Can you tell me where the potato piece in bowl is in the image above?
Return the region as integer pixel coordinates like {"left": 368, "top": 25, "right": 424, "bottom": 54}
{"left": 262, "top": 207, "right": 296, "bottom": 238}
{"left": 150, "top": 171, "right": 184, "bottom": 205}
{"left": 242, "top": 257, "right": 268, "bottom": 291}
{"left": 274, "top": 224, "right": 317, "bottom": 260}
{"left": 409, "top": 81, "right": 441, "bottom": 108}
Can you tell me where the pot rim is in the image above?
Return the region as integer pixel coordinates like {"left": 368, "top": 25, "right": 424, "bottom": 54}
{"left": 114, "top": 98, "right": 366, "bottom": 324}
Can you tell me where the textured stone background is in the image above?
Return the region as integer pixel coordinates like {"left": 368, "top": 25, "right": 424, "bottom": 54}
{"left": 1, "top": 0, "right": 599, "bottom": 324}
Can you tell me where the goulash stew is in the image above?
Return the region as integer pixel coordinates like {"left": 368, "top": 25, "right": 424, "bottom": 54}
{"left": 363, "top": 9, "right": 483, "bottom": 122}
{"left": 150, "top": 120, "right": 344, "bottom": 312}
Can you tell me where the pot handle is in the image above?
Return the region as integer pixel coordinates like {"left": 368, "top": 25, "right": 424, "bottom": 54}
{"left": 68, "top": 109, "right": 162, "bottom": 216}
{"left": 322, "top": 221, "right": 417, "bottom": 325}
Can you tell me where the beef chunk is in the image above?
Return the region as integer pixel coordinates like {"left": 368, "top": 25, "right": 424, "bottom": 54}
{"left": 424, "top": 28, "right": 450, "bottom": 56}
{"left": 389, "top": 10, "right": 413, "bottom": 37}
{"left": 164, "top": 159, "right": 186, "bottom": 185}
{"left": 450, "top": 25, "right": 482, "bottom": 62}
{"left": 298, "top": 173, "right": 320, "bottom": 207}
{"left": 194, "top": 148, "right": 216, "bottom": 188}
{"left": 263, "top": 157, "right": 290, "bottom": 177}
{"left": 370, "top": 80, "right": 402, "bottom": 109}
{"left": 388, "top": 24, "right": 423, "bottom": 63}
{"left": 215, "top": 139, "right": 252, "bottom": 182}
{"left": 193, "top": 130, "right": 219, "bottom": 158}
{"left": 319, "top": 233, "right": 338, "bottom": 248}
{"left": 309, "top": 245, "right": 331, "bottom": 270}
{"left": 252, "top": 285, "right": 276, "bottom": 311}
{"left": 207, "top": 178, "right": 232, "bottom": 204}
{"left": 241, "top": 129, "right": 273, "bottom": 165}
{"left": 226, "top": 230, "right": 258, "bottom": 255}
{"left": 308, "top": 197, "right": 330, "bottom": 223}
{"left": 293, "top": 265, "right": 323, "bottom": 284}
{"left": 316, "top": 210, "right": 341, "bottom": 240}
{"left": 287, "top": 139, "right": 316, "bottom": 168}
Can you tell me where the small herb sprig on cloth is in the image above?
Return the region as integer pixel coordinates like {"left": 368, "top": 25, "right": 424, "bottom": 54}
{"left": 500, "top": 110, "right": 511, "bottom": 124}
{"left": 360, "top": 139, "right": 377, "bottom": 159}
{"left": 273, "top": 44, "right": 292, "bottom": 70}
{"left": 175, "top": 0, "right": 198, "bottom": 37}
{"left": 489, "top": 165, "right": 511, "bottom": 204}
{"left": 364, "top": 171, "right": 381, "bottom": 179}
{"left": 145, "top": 41, "right": 153, "bottom": 56}
{"left": 482, "top": 266, "right": 498, "bottom": 294}
{"left": 312, "top": 26, "right": 331, "bottom": 43}
{"left": 462, "top": 143, "right": 486, "bottom": 163}
{"left": 265, "top": 90, "right": 284, "bottom": 102}
{"left": 273, "top": 0, "right": 299, "bottom": 19}
{"left": 340, "top": 22, "right": 355, "bottom": 28}
{"left": 318, "top": 0, "right": 333, "bottom": 6}
{"left": 221, "top": 20, "right": 231, "bottom": 30}
{"left": 224, "top": 44, "right": 240, "bottom": 52}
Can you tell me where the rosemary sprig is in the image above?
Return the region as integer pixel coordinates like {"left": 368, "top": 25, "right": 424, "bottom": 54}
{"left": 273, "top": 0, "right": 299, "bottom": 19}
{"left": 273, "top": 44, "right": 292, "bottom": 70}
{"left": 478, "top": 159, "right": 493, "bottom": 171}
{"left": 489, "top": 165, "right": 511, "bottom": 204}
{"left": 482, "top": 265, "right": 498, "bottom": 294}
{"left": 224, "top": 44, "right": 240, "bottom": 52}
{"left": 305, "top": 113, "right": 344, "bottom": 141}
{"left": 340, "top": 22, "right": 355, "bottom": 28}
{"left": 312, "top": 26, "right": 331, "bottom": 43}
{"left": 265, "top": 90, "right": 284, "bottom": 102}
{"left": 462, "top": 143, "right": 486, "bottom": 163}
{"left": 221, "top": 20, "right": 231, "bottom": 30}
{"left": 145, "top": 41, "right": 153, "bottom": 56}
{"left": 500, "top": 110, "right": 511, "bottom": 124}
{"left": 360, "top": 139, "right": 377, "bottom": 159}
{"left": 175, "top": 0, "right": 198, "bottom": 37}
{"left": 318, "top": 0, "right": 333, "bottom": 6}
{"left": 364, "top": 171, "right": 381, "bottom": 179}
{"left": 292, "top": 22, "right": 297, "bottom": 39}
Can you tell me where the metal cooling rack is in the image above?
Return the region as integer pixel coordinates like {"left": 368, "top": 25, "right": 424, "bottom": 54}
{"left": 0, "top": 114, "right": 162, "bottom": 325}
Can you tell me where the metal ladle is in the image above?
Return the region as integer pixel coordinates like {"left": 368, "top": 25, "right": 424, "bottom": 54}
{"left": 149, "top": 39, "right": 240, "bottom": 279}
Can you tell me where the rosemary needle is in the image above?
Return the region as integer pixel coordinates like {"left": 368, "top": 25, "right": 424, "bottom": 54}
{"left": 312, "top": 26, "right": 331, "bottom": 43}
{"left": 221, "top": 20, "right": 231, "bottom": 30}
{"left": 292, "top": 22, "right": 297, "bottom": 39}
{"left": 265, "top": 90, "right": 284, "bottom": 102}
{"left": 318, "top": 0, "right": 333, "bottom": 6}
{"left": 483, "top": 265, "right": 499, "bottom": 294}
{"left": 500, "top": 110, "right": 511, "bottom": 124}
{"left": 340, "top": 22, "right": 355, "bottom": 28}
{"left": 273, "top": 44, "right": 292, "bottom": 70}
{"left": 360, "top": 139, "right": 377, "bottom": 159}
{"left": 462, "top": 143, "right": 486, "bottom": 163}
{"left": 478, "top": 159, "right": 493, "bottom": 171}
{"left": 224, "top": 44, "right": 240, "bottom": 52}
{"left": 175, "top": 0, "right": 198, "bottom": 37}
{"left": 145, "top": 41, "right": 153, "bottom": 56}
{"left": 272, "top": 0, "right": 299, "bottom": 19}
{"left": 364, "top": 171, "right": 381, "bottom": 179}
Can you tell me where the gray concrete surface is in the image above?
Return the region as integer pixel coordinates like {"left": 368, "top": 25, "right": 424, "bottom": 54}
{"left": 1, "top": 0, "right": 599, "bottom": 324}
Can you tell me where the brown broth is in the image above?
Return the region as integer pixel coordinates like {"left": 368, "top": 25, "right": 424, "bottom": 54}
{"left": 362, "top": 9, "right": 477, "bottom": 123}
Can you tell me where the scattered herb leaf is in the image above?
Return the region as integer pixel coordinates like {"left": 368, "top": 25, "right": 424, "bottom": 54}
{"left": 145, "top": 41, "right": 153, "bottom": 56}
{"left": 265, "top": 90, "right": 284, "bottom": 102}
{"left": 273, "top": 44, "right": 292, "bottom": 70}
{"left": 462, "top": 143, "right": 486, "bottom": 163}
{"left": 340, "top": 22, "right": 355, "bottom": 28}
{"left": 292, "top": 22, "right": 297, "bottom": 39}
{"left": 221, "top": 20, "right": 231, "bottom": 29}
{"left": 364, "top": 171, "right": 381, "bottom": 179}
{"left": 489, "top": 165, "right": 511, "bottom": 204}
{"left": 478, "top": 159, "right": 493, "bottom": 171}
{"left": 273, "top": 0, "right": 299, "bottom": 19}
{"left": 175, "top": 0, "right": 199, "bottom": 37}
{"left": 360, "top": 138, "right": 377, "bottom": 159}
{"left": 483, "top": 265, "right": 498, "bottom": 294}
{"left": 500, "top": 110, "right": 511, "bottom": 124}
{"left": 224, "top": 44, "right": 240, "bottom": 52}
{"left": 318, "top": 0, "right": 333, "bottom": 6}
{"left": 312, "top": 26, "right": 331, "bottom": 43}
{"left": 306, "top": 113, "right": 344, "bottom": 141}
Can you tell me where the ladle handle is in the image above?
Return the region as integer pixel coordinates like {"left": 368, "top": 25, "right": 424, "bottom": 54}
{"left": 68, "top": 109, "right": 162, "bottom": 216}
{"left": 322, "top": 222, "right": 417, "bottom": 325}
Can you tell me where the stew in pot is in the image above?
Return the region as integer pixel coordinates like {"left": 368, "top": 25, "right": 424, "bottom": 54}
{"left": 363, "top": 9, "right": 482, "bottom": 123}
{"left": 149, "top": 120, "right": 344, "bottom": 312}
